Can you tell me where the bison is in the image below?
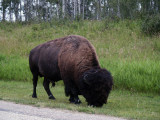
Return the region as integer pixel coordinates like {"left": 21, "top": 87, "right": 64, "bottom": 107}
{"left": 29, "top": 35, "right": 113, "bottom": 107}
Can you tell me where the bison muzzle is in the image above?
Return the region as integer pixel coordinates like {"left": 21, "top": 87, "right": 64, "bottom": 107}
{"left": 29, "top": 35, "right": 113, "bottom": 107}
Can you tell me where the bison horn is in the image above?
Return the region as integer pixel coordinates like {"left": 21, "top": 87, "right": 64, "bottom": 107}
{"left": 83, "top": 70, "right": 98, "bottom": 85}
{"left": 83, "top": 74, "right": 88, "bottom": 81}
{"left": 83, "top": 74, "right": 91, "bottom": 85}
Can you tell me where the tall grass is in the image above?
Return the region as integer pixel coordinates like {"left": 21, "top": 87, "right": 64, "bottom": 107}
{"left": 100, "top": 59, "right": 160, "bottom": 93}
{"left": 0, "top": 54, "right": 159, "bottom": 94}
{"left": 0, "top": 54, "right": 31, "bottom": 81}
{"left": 0, "top": 20, "right": 160, "bottom": 94}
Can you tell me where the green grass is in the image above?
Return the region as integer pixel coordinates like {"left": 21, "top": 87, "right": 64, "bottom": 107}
{"left": 0, "top": 20, "right": 160, "bottom": 93}
{"left": 0, "top": 55, "right": 31, "bottom": 81}
{"left": 0, "top": 80, "right": 159, "bottom": 120}
{"left": 0, "top": 54, "right": 159, "bottom": 94}
{"left": 100, "top": 59, "right": 160, "bottom": 94}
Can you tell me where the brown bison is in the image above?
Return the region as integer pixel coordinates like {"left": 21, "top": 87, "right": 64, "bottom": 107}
{"left": 29, "top": 35, "right": 113, "bottom": 107}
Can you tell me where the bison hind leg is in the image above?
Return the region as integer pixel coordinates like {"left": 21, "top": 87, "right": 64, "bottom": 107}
{"left": 43, "top": 78, "right": 56, "bottom": 100}
{"left": 32, "top": 73, "right": 38, "bottom": 98}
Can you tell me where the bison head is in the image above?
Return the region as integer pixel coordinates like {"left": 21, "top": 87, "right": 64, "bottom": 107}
{"left": 79, "top": 67, "right": 113, "bottom": 107}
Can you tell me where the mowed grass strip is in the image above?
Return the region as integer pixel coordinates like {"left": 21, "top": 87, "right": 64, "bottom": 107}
{"left": 0, "top": 81, "right": 159, "bottom": 120}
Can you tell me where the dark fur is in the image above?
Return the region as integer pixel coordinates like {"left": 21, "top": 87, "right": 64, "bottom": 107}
{"left": 29, "top": 35, "right": 113, "bottom": 107}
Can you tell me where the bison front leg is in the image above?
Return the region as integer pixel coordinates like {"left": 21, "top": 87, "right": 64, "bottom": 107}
{"left": 65, "top": 84, "right": 81, "bottom": 104}
{"left": 43, "top": 78, "right": 55, "bottom": 100}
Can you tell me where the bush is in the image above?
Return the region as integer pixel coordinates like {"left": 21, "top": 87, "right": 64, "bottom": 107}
{"left": 141, "top": 14, "right": 160, "bottom": 35}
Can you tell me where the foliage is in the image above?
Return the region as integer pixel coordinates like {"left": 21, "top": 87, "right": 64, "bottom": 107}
{"left": 0, "top": 0, "right": 160, "bottom": 22}
{"left": 141, "top": 14, "right": 160, "bottom": 35}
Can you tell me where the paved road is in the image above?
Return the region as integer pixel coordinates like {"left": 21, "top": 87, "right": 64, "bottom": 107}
{"left": 0, "top": 101, "right": 126, "bottom": 120}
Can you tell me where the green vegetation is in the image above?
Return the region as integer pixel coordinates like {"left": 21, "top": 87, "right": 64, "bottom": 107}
{"left": 141, "top": 14, "right": 160, "bottom": 35}
{"left": 0, "top": 80, "right": 159, "bottom": 120}
{"left": 0, "top": 20, "right": 160, "bottom": 94}
{"left": 0, "top": 55, "right": 31, "bottom": 81}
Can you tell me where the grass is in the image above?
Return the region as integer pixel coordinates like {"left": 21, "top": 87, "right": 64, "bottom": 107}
{"left": 0, "top": 20, "right": 160, "bottom": 93}
{"left": 0, "top": 20, "right": 160, "bottom": 119}
{"left": 0, "top": 80, "right": 159, "bottom": 120}
{"left": 0, "top": 55, "right": 31, "bottom": 81}
{"left": 0, "top": 54, "right": 159, "bottom": 93}
{"left": 1, "top": 20, "right": 160, "bottom": 60}
{"left": 100, "top": 59, "right": 160, "bottom": 94}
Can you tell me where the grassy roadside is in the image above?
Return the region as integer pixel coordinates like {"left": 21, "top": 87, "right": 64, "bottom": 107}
{"left": 0, "top": 80, "right": 159, "bottom": 120}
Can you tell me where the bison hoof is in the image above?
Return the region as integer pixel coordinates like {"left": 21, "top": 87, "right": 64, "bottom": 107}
{"left": 69, "top": 98, "right": 81, "bottom": 104}
{"left": 52, "top": 82, "right": 55, "bottom": 87}
{"left": 69, "top": 98, "right": 75, "bottom": 103}
{"left": 32, "top": 94, "right": 37, "bottom": 98}
{"left": 74, "top": 99, "right": 81, "bottom": 104}
{"left": 49, "top": 95, "right": 56, "bottom": 100}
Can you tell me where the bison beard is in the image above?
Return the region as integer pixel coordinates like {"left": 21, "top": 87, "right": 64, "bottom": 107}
{"left": 29, "top": 35, "right": 113, "bottom": 107}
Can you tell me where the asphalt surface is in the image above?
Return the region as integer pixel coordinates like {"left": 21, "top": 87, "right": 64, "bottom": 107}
{"left": 0, "top": 101, "right": 126, "bottom": 120}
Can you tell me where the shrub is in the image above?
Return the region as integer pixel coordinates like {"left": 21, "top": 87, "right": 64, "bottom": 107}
{"left": 103, "top": 16, "right": 120, "bottom": 30}
{"left": 141, "top": 14, "right": 160, "bottom": 35}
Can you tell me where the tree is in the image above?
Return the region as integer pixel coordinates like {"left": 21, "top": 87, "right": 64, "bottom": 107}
{"left": 78, "top": 0, "right": 81, "bottom": 16}
{"left": 117, "top": 0, "right": 120, "bottom": 18}
{"left": 74, "top": 0, "right": 77, "bottom": 19}
{"left": 12, "top": 0, "right": 20, "bottom": 21}
{"left": 62, "top": 0, "right": 65, "bottom": 18}
{"left": 93, "top": 0, "right": 102, "bottom": 20}
{"left": 82, "top": 0, "right": 85, "bottom": 19}
{"left": 1, "top": 0, "right": 10, "bottom": 21}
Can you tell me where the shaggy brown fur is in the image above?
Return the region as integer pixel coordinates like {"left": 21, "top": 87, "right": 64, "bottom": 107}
{"left": 29, "top": 35, "right": 113, "bottom": 107}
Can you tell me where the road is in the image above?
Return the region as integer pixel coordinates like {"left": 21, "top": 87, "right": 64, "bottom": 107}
{"left": 0, "top": 101, "right": 126, "bottom": 120}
